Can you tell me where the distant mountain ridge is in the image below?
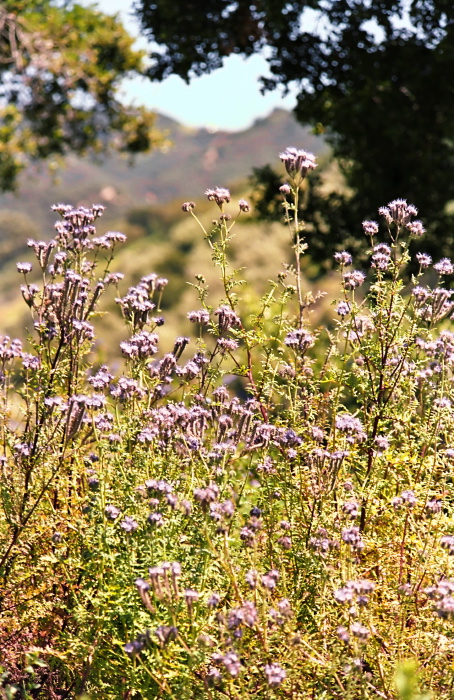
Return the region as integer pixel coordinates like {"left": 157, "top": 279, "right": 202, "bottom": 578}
{"left": 0, "top": 108, "right": 327, "bottom": 341}
{"left": 0, "top": 108, "right": 325, "bottom": 237}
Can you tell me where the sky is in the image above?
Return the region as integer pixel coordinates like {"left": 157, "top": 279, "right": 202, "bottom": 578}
{"left": 79, "top": 0, "right": 299, "bottom": 132}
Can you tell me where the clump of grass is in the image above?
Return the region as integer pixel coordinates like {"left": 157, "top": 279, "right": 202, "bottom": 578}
{"left": 1, "top": 150, "right": 454, "bottom": 700}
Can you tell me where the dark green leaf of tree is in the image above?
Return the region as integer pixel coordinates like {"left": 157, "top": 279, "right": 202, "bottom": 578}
{"left": 135, "top": 0, "right": 454, "bottom": 260}
{"left": 0, "top": 0, "right": 165, "bottom": 191}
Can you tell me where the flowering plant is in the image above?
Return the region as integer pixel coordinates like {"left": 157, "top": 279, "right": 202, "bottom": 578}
{"left": 1, "top": 149, "right": 453, "bottom": 700}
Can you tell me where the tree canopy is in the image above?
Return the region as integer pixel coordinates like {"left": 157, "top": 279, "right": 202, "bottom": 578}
{"left": 134, "top": 0, "right": 454, "bottom": 262}
{"left": 0, "top": 0, "right": 164, "bottom": 191}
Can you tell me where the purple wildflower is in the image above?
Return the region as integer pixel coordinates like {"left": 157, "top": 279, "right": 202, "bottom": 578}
{"left": 217, "top": 337, "right": 239, "bottom": 351}
{"left": 279, "top": 147, "right": 317, "bottom": 180}
{"left": 205, "top": 187, "right": 231, "bottom": 206}
{"left": 207, "top": 593, "right": 221, "bottom": 608}
{"left": 416, "top": 252, "right": 432, "bottom": 268}
{"left": 88, "top": 365, "right": 114, "bottom": 390}
{"left": 334, "top": 250, "right": 353, "bottom": 266}
{"left": 105, "top": 505, "right": 121, "bottom": 520}
{"left": 341, "top": 526, "right": 364, "bottom": 551}
{"left": 343, "top": 270, "right": 366, "bottom": 290}
{"left": 120, "top": 516, "right": 139, "bottom": 532}
{"left": 120, "top": 331, "right": 159, "bottom": 360}
{"left": 337, "top": 626, "right": 350, "bottom": 643}
{"left": 371, "top": 243, "right": 392, "bottom": 271}
{"left": 426, "top": 498, "right": 442, "bottom": 515}
{"left": 16, "top": 262, "right": 32, "bottom": 274}
{"left": 187, "top": 309, "right": 210, "bottom": 324}
{"left": 401, "top": 490, "right": 417, "bottom": 507}
{"left": 412, "top": 286, "right": 431, "bottom": 304}
{"left": 342, "top": 500, "right": 359, "bottom": 519}
{"left": 374, "top": 435, "right": 390, "bottom": 454}
{"left": 350, "top": 622, "right": 370, "bottom": 641}
{"left": 214, "top": 305, "right": 241, "bottom": 333}
{"left": 284, "top": 328, "right": 315, "bottom": 351}
{"left": 335, "top": 413, "right": 367, "bottom": 443}
{"left": 212, "top": 651, "right": 241, "bottom": 677}
{"left": 336, "top": 301, "right": 351, "bottom": 317}
{"left": 21, "top": 354, "right": 40, "bottom": 370}
{"left": 434, "top": 258, "right": 454, "bottom": 276}
{"left": 245, "top": 569, "right": 258, "bottom": 589}
{"left": 154, "top": 625, "right": 178, "bottom": 646}
{"left": 379, "top": 199, "right": 418, "bottom": 226}
{"left": 264, "top": 663, "right": 286, "bottom": 688}
{"left": 406, "top": 220, "right": 425, "bottom": 237}
{"left": 362, "top": 220, "right": 379, "bottom": 236}
{"left": 261, "top": 570, "right": 279, "bottom": 590}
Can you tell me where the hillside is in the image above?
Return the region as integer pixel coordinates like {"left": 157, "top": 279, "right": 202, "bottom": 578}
{"left": 0, "top": 109, "right": 325, "bottom": 240}
{"left": 0, "top": 109, "right": 330, "bottom": 346}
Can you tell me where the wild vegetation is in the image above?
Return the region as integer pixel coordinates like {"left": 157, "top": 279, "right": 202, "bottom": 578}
{"left": 1, "top": 148, "right": 454, "bottom": 699}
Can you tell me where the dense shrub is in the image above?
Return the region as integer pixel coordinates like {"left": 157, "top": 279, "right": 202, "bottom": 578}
{"left": 1, "top": 148, "right": 454, "bottom": 699}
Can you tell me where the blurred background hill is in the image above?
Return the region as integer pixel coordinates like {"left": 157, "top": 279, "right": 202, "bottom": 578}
{"left": 0, "top": 108, "right": 322, "bottom": 234}
{"left": 0, "top": 108, "right": 335, "bottom": 358}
